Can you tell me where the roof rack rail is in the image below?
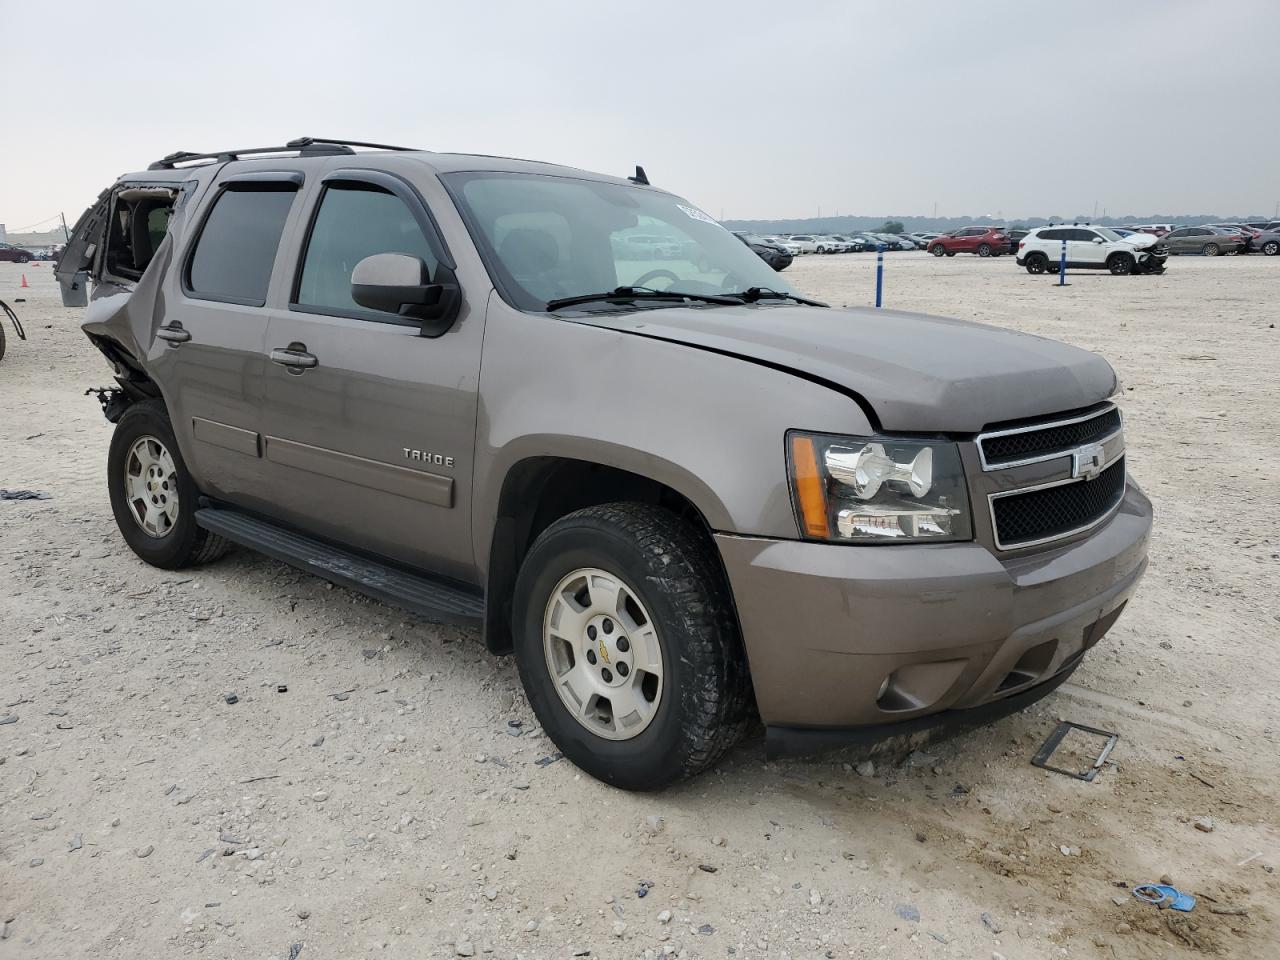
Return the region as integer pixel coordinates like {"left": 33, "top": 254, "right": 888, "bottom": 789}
{"left": 147, "top": 136, "right": 418, "bottom": 170}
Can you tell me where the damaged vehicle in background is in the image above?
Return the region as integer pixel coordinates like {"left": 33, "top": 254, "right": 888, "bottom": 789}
{"left": 1016, "top": 225, "right": 1168, "bottom": 275}
{"left": 732, "top": 232, "right": 793, "bottom": 271}
{"left": 56, "top": 137, "right": 1151, "bottom": 791}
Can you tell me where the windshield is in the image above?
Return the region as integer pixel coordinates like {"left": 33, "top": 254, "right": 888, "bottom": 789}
{"left": 1094, "top": 227, "right": 1126, "bottom": 242}
{"left": 443, "top": 171, "right": 791, "bottom": 311}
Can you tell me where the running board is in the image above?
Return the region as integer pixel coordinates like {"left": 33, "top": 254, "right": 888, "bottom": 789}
{"left": 195, "top": 506, "right": 484, "bottom": 625}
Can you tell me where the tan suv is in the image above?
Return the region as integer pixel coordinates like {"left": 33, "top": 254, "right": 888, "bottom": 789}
{"left": 57, "top": 137, "right": 1151, "bottom": 789}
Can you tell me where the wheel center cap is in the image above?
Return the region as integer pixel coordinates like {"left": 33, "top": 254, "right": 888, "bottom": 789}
{"left": 585, "top": 614, "right": 633, "bottom": 687}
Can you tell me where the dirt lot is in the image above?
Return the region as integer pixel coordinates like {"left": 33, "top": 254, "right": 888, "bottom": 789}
{"left": 1, "top": 254, "right": 1277, "bottom": 960}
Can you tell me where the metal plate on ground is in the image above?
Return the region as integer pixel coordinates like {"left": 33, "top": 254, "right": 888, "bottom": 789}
{"left": 1031, "top": 720, "right": 1118, "bottom": 782}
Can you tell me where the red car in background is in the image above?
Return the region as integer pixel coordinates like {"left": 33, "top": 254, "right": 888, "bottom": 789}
{"left": 927, "top": 226, "right": 1009, "bottom": 258}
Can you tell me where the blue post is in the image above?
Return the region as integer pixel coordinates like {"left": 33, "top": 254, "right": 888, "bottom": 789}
{"left": 875, "top": 244, "right": 885, "bottom": 307}
{"left": 1058, "top": 238, "right": 1067, "bottom": 286}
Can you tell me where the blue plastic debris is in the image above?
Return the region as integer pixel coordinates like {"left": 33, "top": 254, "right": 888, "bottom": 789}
{"left": 1133, "top": 883, "right": 1196, "bottom": 912}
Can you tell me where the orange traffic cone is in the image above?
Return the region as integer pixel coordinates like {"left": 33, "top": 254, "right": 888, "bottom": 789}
{"left": 20, "top": 274, "right": 29, "bottom": 288}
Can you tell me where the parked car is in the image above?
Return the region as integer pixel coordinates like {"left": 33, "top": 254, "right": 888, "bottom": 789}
{"left": 1004, "top": 229, "right": 1029, "bottom": 254}
{"left": 1245, "top": 221, "right": 1280, "bottom": 233}
{"left": 56, "top": 136, "right": 1151, "bottom": 790}
{"left": 910, "top": 232, "right": 941, "bottom": 245}
{"left": 785, "top": 235, "right": 819, "bottom": 254}
{"left": 761, "top": 236, "right": 803, "bottom": 256}
{"left": 619, "top": 234, "right": 683, "bottom": 260}
{"left": 733, "top": 232, "right": 793, "bottom": 271}
{"left": 829, "top": 234, "right": 867, "bottom": 252}
{"left": 867, "top": 233, "right": 904, "bottom": 251}
{"left": 1251, "top": 228, "right": 1280, "bottom": 256}
{"left": 1206, "top": 224, "right": 1268, "bottom": 253}
{"left": 813, "top": 235, "right": 846, "bottom": 254}
{"left": 0, "top": 242, "right": 33, "bottom": 264}
{"left": 1132, "top": 223, "right": 1175, "bottom": 237}
{"left": 927, "top": 226, "right": 1008, "bottom": 257}
{"left": 1016, "top": 225, "right": 1168, "bottom": 275}
{"left": 1161, "top": 225, "right": 1245, "bottom": 257}
{"left": 893, "top": 234, "right": 920, "bottom": 250}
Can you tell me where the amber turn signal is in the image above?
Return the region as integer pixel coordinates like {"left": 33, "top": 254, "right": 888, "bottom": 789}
{"left": 789, "top": 435, "right": 830, "bottom": 538}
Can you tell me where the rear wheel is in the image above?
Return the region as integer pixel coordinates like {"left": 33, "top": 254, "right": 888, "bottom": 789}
{"left": 1107, "top": 252, "right": 1134, "bottom": 275}
{"left": 1263, "top": 240, "right": 1279, "bottom": 256}
{"left": 1202, "top": 242, "right": 1220, "bottom": 257}
{"left": 107, "top": 400, "right": 230, "bottom": 569}
{"left": 1025, "top": 253, "right": 1049, "bottom": 275}
{"left": 930, "top": 245, "right": 946, "bottom": 257}
{"left": 977, "top": 243, "right": 992, "bottom": 257}
{"left": 512, "top": 503, "right": 752, "bottom": 790}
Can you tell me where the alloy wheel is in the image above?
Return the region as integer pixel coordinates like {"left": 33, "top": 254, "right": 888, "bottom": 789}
{"left": 124, "top": 435, "right": 180, "bottom": 538}
{"left": 542, "top": 567, "right": 664, "bottom": 740}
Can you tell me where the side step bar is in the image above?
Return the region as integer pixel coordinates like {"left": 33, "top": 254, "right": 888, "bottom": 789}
{"left": 195, "top": 506, "right": 484, "bottom": 625}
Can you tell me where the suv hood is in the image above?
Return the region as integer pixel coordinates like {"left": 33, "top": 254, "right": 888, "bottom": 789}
{"left": 1121, "top": 232, "right": 1158, "bottom": 250}
{"left": 572, "top": 305, "right": 1116, "bottom": 432}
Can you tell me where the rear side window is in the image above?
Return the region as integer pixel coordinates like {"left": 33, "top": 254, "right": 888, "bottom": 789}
{"left": 187, "top": 186, "right": 296, "bottom": 305}
{"left": 294, "top": 183, "right": 438, "bottom": 320}
{"left": 1039, "top": 228, "right": 1067, "bottom": 241}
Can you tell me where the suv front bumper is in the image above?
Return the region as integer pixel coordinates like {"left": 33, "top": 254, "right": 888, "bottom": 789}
{"left": 715, "top": 481, "right": 1152, "bottom": 755}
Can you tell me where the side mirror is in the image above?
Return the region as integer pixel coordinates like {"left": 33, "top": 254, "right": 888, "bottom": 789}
{"left": 1092, "top": 237, "right": 1105, "bottom": 244}
{"left": 351, "top": 253, "right": 460, "bottom": 337}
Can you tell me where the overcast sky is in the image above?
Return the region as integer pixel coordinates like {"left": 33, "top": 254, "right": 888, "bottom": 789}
{"left": 4, "top": 0, "right": 1278, "bottom": 232}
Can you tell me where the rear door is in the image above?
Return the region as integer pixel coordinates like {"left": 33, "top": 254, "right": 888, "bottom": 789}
{"left": 148, "top": 171, "right": 306, "bottom": 507}
{"left": 258, "top": 165, "right": 483, "bottom": 583}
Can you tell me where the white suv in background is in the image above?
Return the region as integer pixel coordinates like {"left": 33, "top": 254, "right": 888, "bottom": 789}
{"left": 1016, "top": 224, "right": 1168, "bottom": 276}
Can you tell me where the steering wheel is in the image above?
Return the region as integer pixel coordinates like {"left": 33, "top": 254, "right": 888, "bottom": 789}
{"left": 632, "top": 269, "right": 680, "bottom": 289}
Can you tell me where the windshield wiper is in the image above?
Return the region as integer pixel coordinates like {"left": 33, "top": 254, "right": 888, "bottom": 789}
{"left": 545, "top": 286, "right": 740, "bottom": 311}
{"left": 724, "top": 287, "right": 827, "bottom": 307}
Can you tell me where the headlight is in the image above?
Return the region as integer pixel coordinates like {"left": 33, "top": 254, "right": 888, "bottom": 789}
{"left": 787, "top": 432, "right": 972, "bottom": 543}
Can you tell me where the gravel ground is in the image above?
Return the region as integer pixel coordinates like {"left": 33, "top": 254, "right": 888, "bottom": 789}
{"left": 1, "top": 254, "right": 1277, "bottom": 959}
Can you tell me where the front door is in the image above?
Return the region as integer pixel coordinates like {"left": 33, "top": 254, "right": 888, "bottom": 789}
{"left": 1070, "top": 228, "right": 1107, "bottom": 266}
{"left": 258, "top": 168, "right": 483, "bottom": 583}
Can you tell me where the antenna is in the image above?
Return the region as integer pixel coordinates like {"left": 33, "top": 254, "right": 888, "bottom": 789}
{"left": 628, "top": 166, "right": 649, "bottom": 186}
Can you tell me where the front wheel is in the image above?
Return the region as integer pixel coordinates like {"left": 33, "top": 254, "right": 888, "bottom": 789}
{"left": 1202, "top": 243, "right": 1220, "bottom": 257}
{"left": 107, "top": 399, "right": 230, "bottom": 569}
{"left": 512, "top": 503, "right": 752, "bottom": 790}
{"left": 1263, "top": 240, "right": 1279, "bottom": 256}
{"left": 1107, "top": 253, "right": 1134, "bottom": 275}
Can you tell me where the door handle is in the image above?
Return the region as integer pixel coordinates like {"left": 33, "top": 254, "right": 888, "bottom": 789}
{"left": 157, "top": 323, "right": 191, "bottom": 344}
{"left": 269, "top": 345, "right": 318, "bottom": 370}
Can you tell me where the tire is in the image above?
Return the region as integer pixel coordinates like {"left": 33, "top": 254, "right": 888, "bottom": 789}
{"left": 977, "top": 243, "right": 992, "bottom": 257}
{"left": 512, "top": 503, "right": 752, "bottom": 790}
{"left": 1107, "top": 253, "right": 1134, "bottom": 276}
{"left": 1202, "top": 243, "right": 1220, "bottom": 257}
{"left": 945, "top": 251, "right": 956, "bottom": 257}
{"left": 0, "top": 322, "right": 6, "bottom": 362}
{"left": 1025, "top": 253, "right": 1049, "bottom": 275}
{"left": 107, "top": 399, "right": 230, "bottom": 569}
{"left": 17, "top": 256, "right": 30, "bottom": 264}
{"left": 1263, "top": 241, "right": 1279, "bottom": 256}
{"left": 930, "top": 245, "right": 946, "bottom": 257}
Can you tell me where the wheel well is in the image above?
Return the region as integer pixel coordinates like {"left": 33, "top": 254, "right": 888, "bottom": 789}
{"left": 85, "top": 335, "right": 162, "bottom": 420}
{"left": 482, "top": 457, "right": 714, "bottom": 654}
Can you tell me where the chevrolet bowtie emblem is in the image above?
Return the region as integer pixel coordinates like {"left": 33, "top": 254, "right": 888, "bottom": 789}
{"left": 598, "top": 639, "right": 611, "bottom": 665}
{"left": 1071, "top": 442, "right": 1106, "bottom": 481}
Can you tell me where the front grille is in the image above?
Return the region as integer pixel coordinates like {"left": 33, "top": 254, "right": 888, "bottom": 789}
{"left": 980, "top": 405, "right": 1121, "bottom": 468}
{"left": 992, "top": 457, "right": 1126, "bottom": 548}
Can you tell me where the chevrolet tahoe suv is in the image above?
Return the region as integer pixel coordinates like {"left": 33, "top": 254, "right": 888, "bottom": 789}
{"left": 56, "top": 137, "right": 1151, "bottom": 790}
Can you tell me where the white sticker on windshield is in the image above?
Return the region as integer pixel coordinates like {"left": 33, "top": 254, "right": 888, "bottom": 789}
{"left": 676, "top": 203, "right": 718, "bottom": 225}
